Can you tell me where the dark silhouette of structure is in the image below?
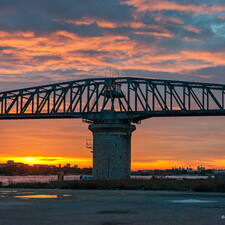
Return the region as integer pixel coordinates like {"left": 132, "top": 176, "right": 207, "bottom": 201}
{"left": 1, "top": 77, "right": 225, "bottom": 179}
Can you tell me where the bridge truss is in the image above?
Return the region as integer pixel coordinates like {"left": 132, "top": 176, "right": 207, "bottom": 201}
{"left": 0, "top": 77, "right": 225, "bottom": 122}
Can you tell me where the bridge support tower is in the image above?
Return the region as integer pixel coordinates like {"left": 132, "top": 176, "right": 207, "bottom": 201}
{"left": 89, "top": 121, "right": 136, "bottom": 180}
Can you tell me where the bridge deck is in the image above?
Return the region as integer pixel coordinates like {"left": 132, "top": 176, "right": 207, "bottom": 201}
{"left": 0, "top": 77, "right": 225, "bottom": 122}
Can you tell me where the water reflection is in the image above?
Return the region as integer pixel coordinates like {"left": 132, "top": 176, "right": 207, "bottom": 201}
{"left": 15, "top": 194, "right": 72, "bottom": 199}
{"left": 0, "top": 190, "right": 17, "bottom": 193}
{"left": 169, "top": 199, "right": 217, "bottom": 203}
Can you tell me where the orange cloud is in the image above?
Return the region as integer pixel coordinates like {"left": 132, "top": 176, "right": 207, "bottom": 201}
{"left": 123, "top": 0, "right": 225, "bottom": 14}
{"left": 154, "top": 15, "right": 184, "bottom": 24}
{"left": 184, "top": 26, "right": 202, "bottom": 33}
{"left": 62, "top": 17, "right": 118, "bottom": 29}
{"left": 134, "top": 31, "right": 173, "bottom": 38}
{"left": 217, "top": 15, "right": 225, "bottom": 19}
{"left": 59, "top": 17, "right": 169, "bottom": 32}
{"left": 0, "top": 30, "right": 137, "bottom": 79}
{"left": 0, "top": 28, "right": 225, "bottom": 81}
{"left": 182, "top": 37, "right": 200, "bottom": 42}
{"left": 111, "top": 48, "right": 225, "bottom": 73}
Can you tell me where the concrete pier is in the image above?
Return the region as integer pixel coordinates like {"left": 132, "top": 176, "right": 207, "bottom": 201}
{"left": 89, "top": 121, "right": 136, "bottom": 180}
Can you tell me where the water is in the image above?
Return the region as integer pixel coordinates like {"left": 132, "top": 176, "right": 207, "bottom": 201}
{"left": 15, "top": 194, "right": 72, "bottom": 199}
{"left": 131, "top": 175, "right": 210, "bottom": 180}
{"left": 0, "top": 175, "right": 210, "bottom": 186}
{"left": 0, "top": 175, "right": 81, "bottom": 186}
{"left": 169, "top": 199, "right": 217, "bottom": 203}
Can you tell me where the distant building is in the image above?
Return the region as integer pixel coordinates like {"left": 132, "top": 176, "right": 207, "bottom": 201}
{"left": 214, "top": 170, "right": 225, "bottom": 174}
{"left": 186, "top": 168, "right": 193, "bottom": 173}
{"left": 33, "top": 164, "right": 55, "bottom": 168}
{"left": 197, "top": 166, "right": 205, "bottom": 172}
{"left": 7, "top": 160, "right": 15, "bottom": 165}
{"left": 0, "top": 164, "right": 7, "bottom": 168}
{"left": 0, "top": 161, "right": 27, "bottom": 168}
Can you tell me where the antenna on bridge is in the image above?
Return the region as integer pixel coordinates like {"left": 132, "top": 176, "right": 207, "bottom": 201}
{"left": 86, "top": 137, "right": 93, "bottom": 153}
{"left": 104, "top": 67, "right": 113, "bottom": 78}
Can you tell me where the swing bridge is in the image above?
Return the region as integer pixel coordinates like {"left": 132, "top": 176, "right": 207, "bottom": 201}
{"left": 1, "top": 77, "right": 225, "bottom": 179}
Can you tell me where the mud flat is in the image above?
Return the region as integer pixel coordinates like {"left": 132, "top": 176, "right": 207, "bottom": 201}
{"left": 0, "top": 188, "right": 225, "bottom": 225}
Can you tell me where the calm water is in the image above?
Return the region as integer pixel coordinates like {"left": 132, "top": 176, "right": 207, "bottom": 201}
{"left": 15, "top": 194, "right": 72, "bottom": 199}
{"left": 0, "top": 175, "right": 210, "bottom": 186}
{"left": 0, "top": 175, "right": 81, "bottom": 186}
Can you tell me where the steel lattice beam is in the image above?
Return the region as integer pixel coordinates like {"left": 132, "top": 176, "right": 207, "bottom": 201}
{"left": 0, "top": 77, "right": 225, "bottom": 122}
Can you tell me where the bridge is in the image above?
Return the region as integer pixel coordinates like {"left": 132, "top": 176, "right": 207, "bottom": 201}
{"left": 1, "top": 77, "right": 225, "bottom": 179}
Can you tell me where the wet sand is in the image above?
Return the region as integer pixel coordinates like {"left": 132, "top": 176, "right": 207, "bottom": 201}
{"left": 0, "top": 188, "right": 225, "bottom": 225}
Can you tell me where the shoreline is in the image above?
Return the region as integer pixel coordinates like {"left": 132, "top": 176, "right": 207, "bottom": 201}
{"left": 2, "top": 177, "right": 225, "bottom": 193}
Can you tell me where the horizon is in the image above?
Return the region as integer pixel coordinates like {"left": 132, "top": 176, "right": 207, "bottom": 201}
{"left": 1, "top": 156, "right": 225, "bottom": 170}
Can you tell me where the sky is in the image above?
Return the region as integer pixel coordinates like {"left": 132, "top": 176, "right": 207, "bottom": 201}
{"left": 0, "top": 0, "right": 225, "bottom": 169}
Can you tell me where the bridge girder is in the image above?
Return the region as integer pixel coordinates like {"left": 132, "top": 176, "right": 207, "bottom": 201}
{"left": 0, "top": 77, "right": 225, "bottom": 122}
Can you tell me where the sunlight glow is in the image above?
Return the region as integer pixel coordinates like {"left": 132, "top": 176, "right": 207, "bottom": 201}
{"left": 0, "top": 156, "right": 224, "bottom": 170}
{"left": 0, "top": 156, "right": 92, "bottom": 168}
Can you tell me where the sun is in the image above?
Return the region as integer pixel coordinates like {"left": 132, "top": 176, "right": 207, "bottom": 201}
{"left": 22, "top": 157, "right": 42, "bottom": 164}
{"left": 1, "top": 156, "right": 92, "bottom": 167}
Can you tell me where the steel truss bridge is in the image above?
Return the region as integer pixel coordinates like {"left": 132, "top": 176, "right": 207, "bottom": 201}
{"left": 0, "top": 77, "right": 225, "bottom": 122}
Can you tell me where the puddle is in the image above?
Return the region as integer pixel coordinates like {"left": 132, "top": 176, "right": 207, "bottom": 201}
{"left": 15, "top": 194, "right": 72, "bottom": 199}
{"left": 98, "top": 210, "right": 132, "bottom": 214}
{"left": 0, "top": 190, "right": 17, "bottom": 193}
{"left": 169, "top": 199, "right": 217, "bottom": 203}
{"left": 0, "top": 195, "right": 7, "bottom": 198}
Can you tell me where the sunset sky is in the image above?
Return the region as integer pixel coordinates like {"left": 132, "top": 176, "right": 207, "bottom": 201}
{"left": 0, "top": 0, "right": 225, "bottom": 170}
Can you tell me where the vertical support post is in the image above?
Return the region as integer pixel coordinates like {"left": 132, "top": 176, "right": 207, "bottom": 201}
{"left": 37, "top": 88, "right": 39, "bottom": 113}
{"left": 134, "top": 83, "right": 137, "bottom": 111}
{"left": 222, "top": 89, "right": 224, "bottom": 109}
{"left": 96, "top": 85, "right": 99, "bottom": 112}
{"left": 89, "top": 120, "right": 136, "bottom": 180}
{"left": 47, "top": 91, "right": 50, "bottom": 114}
{"left": 164, "top": 83, "right": 167, "bottom": 110}
{"left": 32, "top": 93, "right": 34, "bottom": 114}
{"left": 128, "top": 81, "right": 130, "bottom": 111}
{"left": 188, "top": 87, "right": 191, "bottom": 110}
{"left": 16, "top": 95, "right": 19, "bottom": 114}
{"left": 207, "top": 88, "right": 209, "bottom": 110}
{"left": 70, "top": 85, "right": 73, "bottom": 113}
{"left": 183, "top": 86, "right": 186, "bottom": 110}
{"left": 63, "top": 89, "right": 66, "bottom": 113}
{"left": 53, "top": 87, "right": 56, "bottom": 113}
{"left": 4, "top": 95, "right": 7, "bottom": 114}
{"left": 146, "top": 83, "right": 148, "bottom": 111}
{"left": 20, "top": 91, "right": 23, "bottom": 113}
{"left": 79, "top": 86, "right": 82, "bottom": 112}
{"left": 152, "top": 84, "right": 155, "bottom": 111}
{"left": 170, "top": 86, "right": 173, "bottom": 110}
{"left": 87, "top": 83, "right": 90, "bottom": 112}
{"left": 202, "top": 88, "right": 205, "bottom": 110}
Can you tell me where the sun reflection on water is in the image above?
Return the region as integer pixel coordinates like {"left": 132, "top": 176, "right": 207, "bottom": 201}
{"left": 15, "top": 194, "right": 72, "bottom": 199}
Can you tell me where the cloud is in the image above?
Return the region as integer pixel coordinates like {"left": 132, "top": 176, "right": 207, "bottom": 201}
{"left": 58, "top": 16, "right": 168, "bottom": 31}
{"left": 183, "top": 25, "right": 202, "bottom": 33}
{"left": 0, "top": 0, "right": 225, "bottom": 169}
{"left": 154, "top": 15, "right": 184, "bottom": 24}
{"left": 211, "top": 23, "right": 225, "bottom": 37}
{"left": 0, "top": 27, "right": 225, "bottom": 84}
{"left": 122, "top": 0, "right": 225, "bottom": 14}
{"left": 0, "top": 0, "right": 224, "bottom": 86}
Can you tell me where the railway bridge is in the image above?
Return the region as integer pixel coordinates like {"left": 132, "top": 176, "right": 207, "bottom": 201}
{"left": 1, "top": 77, "right": 225, "bottom": 179}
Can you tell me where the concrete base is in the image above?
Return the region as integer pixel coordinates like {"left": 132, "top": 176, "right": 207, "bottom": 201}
{"left": 89, "top": 121, "right": 136, "bottom": 180}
